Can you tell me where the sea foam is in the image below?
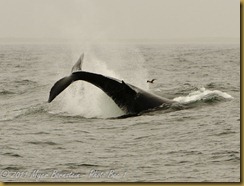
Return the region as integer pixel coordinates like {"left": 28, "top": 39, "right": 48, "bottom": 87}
{"left": 173, "top": 87, "right": 234, "bottom": 104}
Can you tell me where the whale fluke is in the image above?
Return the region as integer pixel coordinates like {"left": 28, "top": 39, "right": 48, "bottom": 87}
{"left": 71, "top": 53, "right": 84, "bottom": 73}
{"left": 48, "top": 75, "right": 74, "bottom": 103}
{"left": 49, "top": 54, "right": 84, "bottom": 103}
{"left": 48, "top": 55, "right": 175, "bottom": 114}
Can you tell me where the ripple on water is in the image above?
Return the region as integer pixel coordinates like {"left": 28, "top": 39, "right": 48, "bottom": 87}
{"left": 2, "top": 152, "right": 22, "bottom": 158}
{"left": 2, "top": 165, "right": 24, "bottom": 171}
{"left": 62, "top": 163, "right": 103, "bottom": 170}
{"left": 26, "top": 141, "right": 59, "bottom": 146}
{"left": 0, "top": 90, "right": 15, "bottom": 95}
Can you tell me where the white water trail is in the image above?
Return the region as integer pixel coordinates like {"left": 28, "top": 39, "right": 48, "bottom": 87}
{"left": 173, "top": 87, "right": 234, "bottom": 104}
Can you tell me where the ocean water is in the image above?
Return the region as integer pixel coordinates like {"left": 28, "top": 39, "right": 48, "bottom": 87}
{"left": 0, "top": 41, "right": 240, "bottom": 182}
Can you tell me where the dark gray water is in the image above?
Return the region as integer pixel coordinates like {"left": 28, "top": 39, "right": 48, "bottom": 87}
{"left": 0, "top": 41, "right": 240, "bottom": 182}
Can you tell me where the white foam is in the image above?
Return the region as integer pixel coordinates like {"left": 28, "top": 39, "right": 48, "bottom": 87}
{"left": 173, "top": 87, "right": 234, "bottom": 103}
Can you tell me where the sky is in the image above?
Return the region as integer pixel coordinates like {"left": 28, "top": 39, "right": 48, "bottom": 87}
{"left": 0, "top": 0, "right": 240, "bottom": 41}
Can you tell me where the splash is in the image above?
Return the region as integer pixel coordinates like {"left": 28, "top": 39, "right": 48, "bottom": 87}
{"left": 51, "top": 44, "right": 149, "bottom": 118}
{"left": 173, "top": 87, "right": 234, "bottom": 104}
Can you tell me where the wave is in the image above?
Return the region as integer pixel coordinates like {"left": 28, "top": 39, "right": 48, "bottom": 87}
{"left": 2, "top": 166, "right": 23, "bottom": 171}
{"left": 14, "top": 79, "right": 37, "bottom": 85}
{"left": 26, "top": 141, "right": 59, "bottom": 146}
{"left": 0, "top": 103, "right": 48, "bottom": 122}
{"left": 0, "top": 79, "right": 38, "bottom": 96}
{"left": 64, "top": 163, "right": 101, "bottom": 169}
{"left": 0, "top": 90, "right": 15, "bottom": 95}
{"left": 2, "top": 152, "right": 22, "bottom": 158}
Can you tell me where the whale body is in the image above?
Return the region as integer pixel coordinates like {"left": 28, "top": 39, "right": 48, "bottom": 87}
{"left": 48, "top": 55, "right": 175, "bottom": 115}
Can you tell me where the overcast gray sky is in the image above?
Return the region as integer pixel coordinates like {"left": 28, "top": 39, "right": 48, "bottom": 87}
{"left": 0, "top": 0, "right": 240, "bottom": 40}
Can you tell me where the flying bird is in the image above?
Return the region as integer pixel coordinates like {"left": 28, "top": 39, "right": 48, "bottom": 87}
{"left": 147, "top": 79, "right": 156, "bottom": 83}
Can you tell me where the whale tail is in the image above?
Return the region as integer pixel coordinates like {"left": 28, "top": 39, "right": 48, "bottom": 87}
{"left": 48, "top": 54, "right": 84, "bottom": 103}
{"left": 48, "top": 75, "right": 75, "bottom": 103}
{"left": 48, "top": 53, "right": 173, "bottom": 114}
{"left": 48, "top": 52, "right": 138, "bottom": 111}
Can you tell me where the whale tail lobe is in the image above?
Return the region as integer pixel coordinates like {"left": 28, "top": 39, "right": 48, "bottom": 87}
{"left": 48, "top": 54, "right": 84, "bottom": 103}
{"left": 48, "top": 75, "right": 75, "bottom": 103}
{"left": 71, "top": 53, "right": 84, "bottom": 73}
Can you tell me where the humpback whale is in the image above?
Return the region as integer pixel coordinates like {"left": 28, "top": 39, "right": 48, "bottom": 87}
{"left": 48, "top": 54, "right": 175, "bottom": 115}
